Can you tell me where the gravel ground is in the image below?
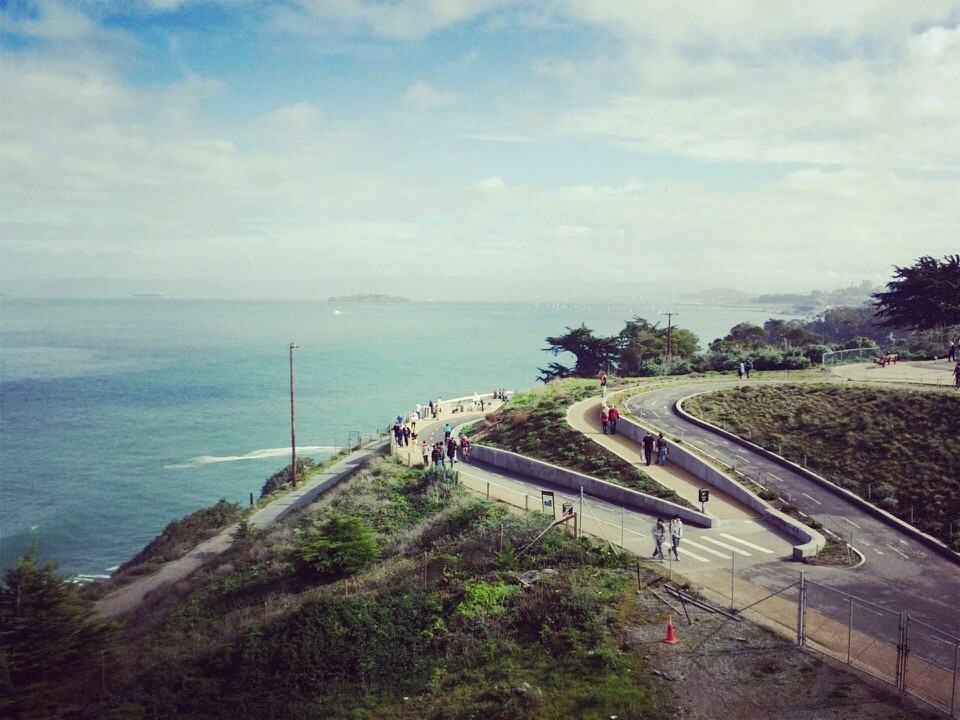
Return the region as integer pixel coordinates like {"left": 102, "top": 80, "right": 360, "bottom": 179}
{"left": 627, "top": 590, "right": 946, "bottom": 720}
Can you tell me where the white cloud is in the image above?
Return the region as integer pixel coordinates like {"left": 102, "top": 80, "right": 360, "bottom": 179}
{"left": 402, "top": 80, "right": 461, "bottom": 109}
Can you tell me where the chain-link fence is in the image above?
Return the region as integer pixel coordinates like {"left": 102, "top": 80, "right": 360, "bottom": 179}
{"left": 801, "top": 576, "right": 959, "bottom": 717}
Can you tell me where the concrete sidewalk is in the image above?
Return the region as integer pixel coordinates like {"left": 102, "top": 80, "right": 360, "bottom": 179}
{"left": 567, "top": 395, "right": 758, "bottom": 520}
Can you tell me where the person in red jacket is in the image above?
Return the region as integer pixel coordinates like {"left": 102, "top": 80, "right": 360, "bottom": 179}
{"left": 600, "top": 408, "right": 609, "bottom": 434}
{"left": 608, "top": 406, "right": 620, "bottom": 435}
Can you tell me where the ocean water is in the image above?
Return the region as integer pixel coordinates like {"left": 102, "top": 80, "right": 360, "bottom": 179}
{"left": 0, "top": 297, "right": 789, "bottom": 577}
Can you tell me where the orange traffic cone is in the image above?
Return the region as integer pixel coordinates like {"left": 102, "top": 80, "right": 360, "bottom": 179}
{"left": 663, "top": 615, "right": 679, "bottom": 644}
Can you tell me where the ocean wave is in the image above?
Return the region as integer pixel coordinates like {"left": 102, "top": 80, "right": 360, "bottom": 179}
{"left": 165, "top": 446, "right": 339, "bottom": 469}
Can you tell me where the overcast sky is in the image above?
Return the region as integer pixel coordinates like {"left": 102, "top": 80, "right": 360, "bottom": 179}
{"left": 1, "top": 1, "right": 957, "bottom": 300}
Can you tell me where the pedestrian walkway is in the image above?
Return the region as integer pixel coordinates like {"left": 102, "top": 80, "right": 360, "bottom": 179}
{"left": 567, "top": 395, "right": 758, "bottom": 520}
{"left": 830, "top": 359, "right": 959, "bottom": 387}
{"left": 95, "top": 439, "right": 388, "bottom": 618}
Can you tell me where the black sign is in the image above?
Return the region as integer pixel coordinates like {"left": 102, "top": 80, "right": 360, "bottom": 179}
{"left": 698, "top": 489, "right": 710, "bottom": 503}
{"left": 562, "top": 502, "right": 574, "bottom": 515}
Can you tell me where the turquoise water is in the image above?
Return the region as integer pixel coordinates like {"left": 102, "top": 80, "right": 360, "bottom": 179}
{"left": 0, "top": 297, "right": 786, "bottom": 577}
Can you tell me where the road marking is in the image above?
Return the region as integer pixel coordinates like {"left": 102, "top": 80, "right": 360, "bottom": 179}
{"left": 874, "top": 548, "right": 884, "bottom": 555}
{"left": 899, "top": 539, "right": 908, "bottom": 546}
{"left": 719, "top": 533, "right": 776, "bottom": 554}
{"left": 767, "top": 473, "right": 784, "bottom": 483}
{"left": 683, "top": 539, "right": 731, "bottom": 560}
{"left": 858, "top": 539, "right": 871, "bottom": 546}
{"left": 801, "top": 492, "right": 822, "bottom": 506}
{"left": 841, "top": 517, "right": 862, "bottom": 530}
{"left": 672, "top": 549, "right": 711, "bottom": 563}
{"left": 885, "top": 543, "right": 909, "bottom": 559}
{"left": 701, "top": 537, "right": 753, "bottom": 556}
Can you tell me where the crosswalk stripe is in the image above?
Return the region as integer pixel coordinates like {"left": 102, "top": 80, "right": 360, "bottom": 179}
{"left": 701, "top": 537, "right": 753, "bottom": 556}
{"left": 718, "top": 533, "right": 776, "bottom": 553}
{"left": 683, "top": 539, "right": 731, "bottom": 559}
{"left": 672, "top": 548, "right": 711, "bottom": 563}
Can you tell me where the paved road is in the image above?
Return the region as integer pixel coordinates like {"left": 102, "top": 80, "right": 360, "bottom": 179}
{"left": 413, "top": 411, "right": 799, "bottom": 576}
{"left": 625, "top": 381, "right": 960, "bottom": 635}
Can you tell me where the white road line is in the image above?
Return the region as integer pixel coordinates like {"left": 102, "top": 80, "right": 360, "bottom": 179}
{"left": 874, "top": 548, "right": 885, "bottom": 555}
{"left": 886, "top": 543, "right": 909, "bottom": 559}
{"left": 841, "top": 517, "right": 862, "bottom": 530}
{"left": 701, "top": 537, "right": 754, "bottom": 556}
{"left": 858, "top": 539, "right": 871, "bottom": 546}
{"left": 683, "top": 539, "right": 731, "bottom": 560}
{"left": 899, "top": 539, "right": 908, "bottom": 546}
{"left": 672, "top": 549, "right": 711, "bottom": 563}
{"left": 767, "top": 473, "right": 784, "bottom": 482}
{"left": 719, "top": 533, "right": 776, "bottom": 554}
{"left": 802, "top": 492, "right": 822, "bottom": 506}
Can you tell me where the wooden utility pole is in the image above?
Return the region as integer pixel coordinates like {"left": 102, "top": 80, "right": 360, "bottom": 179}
{"left": 661, "top": 311, "right": 677, "bottom": 363}
{"left": 289, "top": 343, "right": 299, "bottom": 488}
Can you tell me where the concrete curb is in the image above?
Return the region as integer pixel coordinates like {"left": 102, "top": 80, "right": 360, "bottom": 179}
{"left": 615, "top": 408, "right": 825, "bottom": 561}
{"left": 674, "top": 389, "right": 960, "bottom": 567}
{"left": 469, "top": 444, "right": 713, "bottom": 528}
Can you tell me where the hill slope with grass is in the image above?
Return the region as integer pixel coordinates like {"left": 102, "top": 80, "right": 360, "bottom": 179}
{"left": 3, "top": 385, "right": 950, "bottom": 720}
{"left": 682, "top": 384, "right": 960, "bottom": 549}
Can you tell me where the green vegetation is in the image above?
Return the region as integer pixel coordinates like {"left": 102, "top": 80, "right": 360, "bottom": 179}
{"left": 475, "top": 379, "right": 688, "bottom": 506}
{"left": 19, "top": 456, "right": 676, "bottom": 719}
{"left": 293, "top": 513, "right": 380, "bottom": 576}
{"left": 0, "top": 552, "right": 118, "bottom": 718}
{"left": 683, "top": 384, "right": 960, "bottom": 549}
{"left": 873, "top": 254, "right": 960, "bottom": 331}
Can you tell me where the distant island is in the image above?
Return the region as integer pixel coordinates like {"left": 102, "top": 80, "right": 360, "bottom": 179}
{"left": 327, "top": 293, "right": 410, "bottom": 303}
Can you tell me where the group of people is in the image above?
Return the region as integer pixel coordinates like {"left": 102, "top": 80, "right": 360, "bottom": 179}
{"left": 642, "top": 430, "right": 669, "bottom": 466}
{"left": 421, "top": 435, "right": 470, "bottom": 467}
{"left": 736, "top": 358, "right": 753, "bottom": 379}
{"left": 651, "top": 515, "right": 684, "bottom": 562}
{"left": 598, "top": 403, "right": 620, "bottom": 434}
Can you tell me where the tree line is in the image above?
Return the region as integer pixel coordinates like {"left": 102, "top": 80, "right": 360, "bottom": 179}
{"left": 539, "top": 254, "right": 960, "bottom": 381}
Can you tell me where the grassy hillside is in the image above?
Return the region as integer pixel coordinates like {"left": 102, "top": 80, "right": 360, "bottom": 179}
{"left": 5, "top": 402, "right": 945, "bottom": 719}
{"left": 473, "top": 379, "right": 689, "bottom": 507}
{"left": 682, "top": 384, "right": 960, "bottom": 549}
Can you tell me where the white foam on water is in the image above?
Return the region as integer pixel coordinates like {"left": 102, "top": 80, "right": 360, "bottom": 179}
{"left": 165, "top": 446, "right": 338, "bottom": 469}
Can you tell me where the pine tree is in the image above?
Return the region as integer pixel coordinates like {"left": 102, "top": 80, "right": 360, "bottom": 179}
{"left": 0, "top": 552, "right": 117, "bottom": 716}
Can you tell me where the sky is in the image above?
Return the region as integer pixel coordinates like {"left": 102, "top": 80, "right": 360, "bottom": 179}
{"left": 1, "top": 0, "right": 958, "bottom": 301}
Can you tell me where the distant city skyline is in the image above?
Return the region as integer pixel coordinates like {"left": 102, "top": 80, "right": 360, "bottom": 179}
{"left": 2, "top": 2, "right": 958, "bottom": 300}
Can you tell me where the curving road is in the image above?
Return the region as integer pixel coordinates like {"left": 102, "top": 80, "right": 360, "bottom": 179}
{"left": 625, "top": 381, "right": 960, "bottom": 635}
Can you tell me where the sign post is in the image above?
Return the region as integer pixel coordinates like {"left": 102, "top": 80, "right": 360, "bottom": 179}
{"left": 542, "top": 491, "right": 555, "bottom": 518}
{"left": 698, "top": 488, "right": 710, "bottom": 514}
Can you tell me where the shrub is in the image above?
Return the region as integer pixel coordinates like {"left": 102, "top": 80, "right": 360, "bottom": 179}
{"left": 293, "top": 514, "right": 380, "bottom": 577}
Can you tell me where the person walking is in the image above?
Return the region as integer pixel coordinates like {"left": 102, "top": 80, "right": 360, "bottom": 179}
{"left": 949, "top": 340, "right": 956, "bottom": 362}
{"left": 446, "top": 438, "right": 457, "bottom": 467}
{"left": 669, "top": 515, "right": 683, "bottom": 561}
{"left": 656, "top": 432, "right": 669, "bottom": 465}
{"left": 598, "top": 370, "right": 607, "bottom": 396}
{"left": 745, "top": 358, "right": 753, "bottom": 379}
{"left": 737, "top": 361, "right": 744, "bottom": 380}
{"left": 642, "top": 431, "right": 655, "bottom": 466}
{"left": 421, "top": 440, "right": 430, "bottom": 466}
{"left": 651, "top": 518, "right": 666, "bottom": 562}
{"left": 432, "top": 443, "right": 444, "bottom": 467}
{"left": 600, "top": 408, "right": 609, "bottom": 435}
{"left": 444, "top": 423, "right": 451, "bottom": 441}
{"left": 608, "top": 406, "right": 620, "bottom": 435}
{"left": 954, "top": 360, "right": 960, "bottom": 388}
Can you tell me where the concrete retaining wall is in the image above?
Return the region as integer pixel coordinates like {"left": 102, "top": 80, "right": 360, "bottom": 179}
{"left": 616, "top": 414, "right": 824, "bottom": 560}
{"left": 469, "top": 444, "right": 713, "bottom": 528}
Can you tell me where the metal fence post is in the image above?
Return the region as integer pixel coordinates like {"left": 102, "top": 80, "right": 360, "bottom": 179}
{"left": 797, "top": 570, "right": 806, "bottom": 647}
{"left": 847, "top": 598, "right": 854, "bottom": 664}
{"left": 897, "top": 611, "right": 908, "bottom": 692}
{"left": 950, "top": 636, "right": 958, "bottom": 717}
